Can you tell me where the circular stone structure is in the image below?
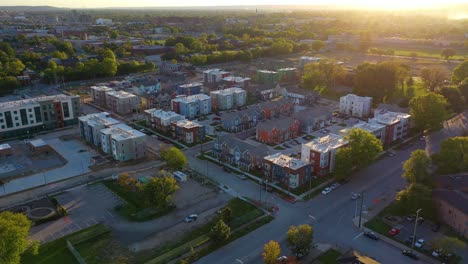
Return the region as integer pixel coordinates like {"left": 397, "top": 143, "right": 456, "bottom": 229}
{"left": 28, "top": 207, "right": 56, "bottom": 220}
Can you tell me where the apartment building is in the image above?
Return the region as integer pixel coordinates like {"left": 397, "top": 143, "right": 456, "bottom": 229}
{"left": 301, "top": 134, "right": 348, "bottom": 176}
{"left": 171, "top": 94, "right": 211, "bottom": 119}
{"left": 105, "top": 91, "right": 139, "bottom": 115}
{"left": 369, "top": 109, "right": 411, "bottom": 146}
{"left": 222, "top": 76, "right": 250, "bottom": 89}
{"left": 100, "top": 123, "right": 146, "bottom": 161}
{"left": 170, "top": 119, "right": 205, "bottom": 144}
{"left": 78, "top": 112, "right": 120, "bottom": 146}
{"left": 144, "top": 109, "right": 185, "bottom": 133}
{"left": 203, "top": 69, "right": 230, "bottom": 83}
{"left": 263, "top": 153, "right": 312, "bottom": 189}
{"left": 339, "top": 94, "right": 373, "bottom": 118}
{"left": 339, "top": 121, "right": 387, "bottom": 146}
{"left": 299, "top": 56, "right": 321, "bottom": 68}
{"left": 0, "top": 94, "right": 80, "bottom": 138}
{"left": 210, "top": 87, "right": 246, "bottom": 111}
{"left": 90, "top": 85, "right": 114, "bottom": 107}
{"left": 176, "top": 82, "right": 203, "bottom": 96}
{"left": 277, "top": 68, "right": 297, "bottom": 82}
{"left": 257, "top": 70, "right": 280, "bottom": 84}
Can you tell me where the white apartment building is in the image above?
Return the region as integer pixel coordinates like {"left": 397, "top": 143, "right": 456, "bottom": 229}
{"left": 90, "top": 85, "right": 114, "bottom": 107}
{"left": 369, "top": 109, "right": 411, "bottom": 145}
{"left": 144, "top": 109, "right": 185, "bottom": 132}
{"left": 78, "top": 112, "right": 120, "bottom": 146}
{"left": 301, "top": 134, "right": 348, "bottom": 176}
{"left": 339, "top": 121, "right": 386, "bottom": 145}
{"left": 210, "top": 87, "right": 246, "bottom": 110}
{"left": 101, "top": 124, "right": 146, "bottom": 161}
{"left": 171, "top": 94, "right": 212, "bottom": 119}
{"left": 105, "top": 91, "right": 139, "bottom": 115}
{"left": 299, "top": 56, "right": 321, "bottom": 68}
{"left": 339, "top": 94, "right": 373, "bottom": 118}
{"left": 203, "top": 69, "right": 230, "bottom": 83}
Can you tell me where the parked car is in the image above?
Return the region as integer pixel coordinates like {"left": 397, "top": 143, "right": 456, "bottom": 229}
{"left": 417, "top": 217, "right": 424, "bottom": 225}
{"left": 405, "top": 235, "right": 415, "bottom": 245}
{"left": 236, "top": 174, "right": 248, "bottom": 180}
{"left": 223, "top": 167, "right": 232, "bottom": 173}
{"left": 322, "top": 187, "right": 332, "bottom": 195}
{"left": 364, "top": 231, "right": 379, "bottom": 240}
{"left": 351, "top": 193, "right": 361, "bottom": 200}
{"left": 432, "top": 249, "right": 442, "bottom": 257}
{"left": 330, "top": 183, "right": 340, "bottom": 190}
{"left": 184, "top": 214, "right": 198, "bottom": 223}
{"left": 277, "top": 256, "right": 288, "bottom": 262}
{"left": 406, "top": 215, "right": 416, "bottom": 222}
{"left": 414, "top": 238, "right": 425, "bottom": 248}
{"left": 402, "top": 250, "right": 419, "bottom": 260}
{"left": 432, "top": 222, "right": 441, "bottom": 232}
{"left": 388, "top": 228, "right": 400, "bottom": 236}
{"left": 387, "top": 152, "right": 395, "bottom": 157}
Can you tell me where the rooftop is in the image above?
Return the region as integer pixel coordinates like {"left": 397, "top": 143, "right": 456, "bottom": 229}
{"left": 211, "top": 87, "right": 245, "bottom": 96}
{"left": 340, "top": 121, "right": 385, "bottom": 134}
{"left": 340, "top": 93, "right": 373, "bottom": 101}
{"left": 257, "top": 117, "right": 298, "bottom": 131}
{"left": 215, "top": 134, "right": 270, "bottom": 156}
{"left": 370, "top": 109, "right": 411, "bottom": 125}
{"left": 304, "top": 133, "right": 348, "bottom": 153}
{"left": 257, "top": 70, "right": 277, "bottom": 74}
{"left": 101, "top": 123, "right": 145, "bottom": 141}
{"left": 172, "top": 94, "right": 210, "bottom": 103}
{"left": 222, "top": 76, "right": 251, "bottom": 82}
{"left": 179, "top": 82, "right": 203, "bottom": 88}
{"left": 106, "top": 90, "right": 137, "bottom": 99}
{"left": 433, "top": 173, "right": 468, "bottom": 193}
{"left": 0, "top": 94, "right": 78, "bottom": 111}
{"left": 0, "top": 143, "right": 11, "bottom": 150}
{"left": 79, "top": 112, "right": 120, "bottom": 127}
{"left": 90, "top": 85, "right": 113, "bottom": 92}
{"left": 264, "top": 153, "right": 308, "bottom": 170}
{"left": 433, "top": 189, "right": 468, "bottom": 215}
{"left": 29, "top": 139, "right": 48, "bottom": 148}
{"left": 144, "top": 109, "right": 184, "bottom": 119}
{"left": 173, "top": 119, "right": 203, "bottom": 129}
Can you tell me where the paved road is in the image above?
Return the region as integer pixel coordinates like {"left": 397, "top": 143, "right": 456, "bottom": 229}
{"left": 192, "top": 140, "right": 439, "bottom": 264}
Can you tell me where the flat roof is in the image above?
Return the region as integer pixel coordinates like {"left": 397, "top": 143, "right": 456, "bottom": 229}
{"left": 371, "top": 110, "right": 411, "bottom": 125}
{"left": 106, "top": 90, "right": 137, "bottom": 99}
{"left": 90, "top": 85, "right": 113, "bottom": 92}
{"left": 0, "top": 143, "right": 11, "bottom": 150}
{"left": 29, "top": 139, "right": 48, "bottom": 148}
{"left": 173, "top": 119, "right": 203, "bottom": 129}
{"left": 304, "top": 133, "right": 348, "bottom": 153}
{"left": 144, "top": 109, "right": 184, "bottom": 119}
{"left": 101, "top": 123, "right": 145, "bottom": 141}
{"left": 0, "top": 94, "right": 77, "bottom": 111}
{"left": 264, "top": 153, "right": 308, "bottom": 170}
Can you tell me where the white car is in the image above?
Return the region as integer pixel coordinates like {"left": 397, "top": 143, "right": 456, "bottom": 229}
{"left": 414, "top": 238, "right": 425, "bottom": 248}
{"left": 184, "top": 214, "right": 198, "bottom": 223}
{"left": 351, "top": 193, "right": 361, "bottom": 200}
{"left": 322, "top": 187, "right": 332, "bottom": 195}
{"left": 330, "top": 183, "right": 340, "bottom": 190}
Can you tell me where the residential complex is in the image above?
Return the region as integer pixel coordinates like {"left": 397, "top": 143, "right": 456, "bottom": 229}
{"left": 105, "top": 91, "right": 139, "bottom": 115}
{"left": 203, "top": 69, "right": 230, "bottom": 83}
{"left": 256, "top": 117, "right": 300, "bottom": 145}
{"left": 301, "top": 134, "right": 348, "bottom": 176}
{"left": 171, "top": 94, "right": 211, "bottom": 119}
{"left": 0, "top": 94, "right": 80, "bottom": 138}
{"left": 339, "top": 94, "right": 373, "bottom": 118}
{"left": 257, "top": 70, "right": 280, "bottom": 84}
{"left": 100, "top": 123, "right": 147, "bottom": 161}
{"left": 78, "top": 112, "right": 120, "bottom": 146}
{"left": 210, "top": 87, "right": 247, "bottom": 111}
{"left": 170, "top": 119, "right": 205, "bottom": 144}
{"left": 144, "top": 109, "right": 185, "bottom": 133}
{"left": 263, "top": 153, "right": 312, "bottom": 189}
{"left": 340, "top": 121, "right": 387, "bottom": 146}
{"left": 222, "top": 76, "right": 251, "bottom": 89}
{"left": 176, "top": 82, "right": 203, "bottom": 96}
{"left": 90, "top": 85, "right": 114, "bottom": 107}
{"left": 369, "top": 109, "right": 411, "bottom": 146}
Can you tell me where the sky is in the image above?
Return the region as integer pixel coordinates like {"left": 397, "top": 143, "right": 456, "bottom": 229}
{"left": 0, "top": 0, "right": 465, "bottom": 9}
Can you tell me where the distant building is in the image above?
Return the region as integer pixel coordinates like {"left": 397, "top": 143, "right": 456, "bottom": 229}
{"left": 293, "top": 108, "right": 332, "bottom": 134}
{"left": 100, "top": 124, "right": 146, "bottom": 161}
{"left": 90, "top": 85, "right": 114, "bottom": 107}
{"left": 340, "top": 121, "right": 387, "bottom": 146}
{"left": 299, "top": 56, "right": 321, "bottom": 68}
{"left": 144, "top": 109, "right": 185, "bottom": 133}
{"left": 339, "top": 94, "right": 373, "bottom": 118}
{"left": 203, "top": 69, "right": 230, "bottom": 83}
{"left": 222, "top": 76, "right": 250, "bottom": 89}
{"left": 0, "top": 94, "right": 80, "bottom": 138}
{"left": 95, "top": 18, "right": 113, "bottom": 25}
{"left": 257, "top": 70, "right": 280, "bottom": 84}
{"left": 176, "top": 82, "right": 203, "bottom": 96}
{"left": 78, "top": 112, "right": 120, "bottom": 146}
{"left": 105, "top": 91, "right": 139, "bottom": 115}
{"left": 277, "top": 68, "right": 297, "bottom": 82}
{"left": 263, "top": 153, "right": 312, "bottom": 189}
{"left": 369, "top": 109, "right": 411, "bottom": 145}
{"left": 210, "top": 87, "right": 247, "bottom": 111}
{"left": 170, "top": 119, "right": 205, "bottom": 144}
{"left": 301, "top": 134, "right": 348, "bottom": 176}
{"left": 131, "top": 45, "right": 175, "bottom": 56}
{"left": 171, "top": 94, "right": 211, "bottom": 119}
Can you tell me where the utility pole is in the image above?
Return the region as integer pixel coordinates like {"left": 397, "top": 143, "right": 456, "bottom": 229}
{"left": 358, "top": 192, "right": 364, "bottom": 229}
{"left": 411, "top": 209, "right": 422, "bottom": 254}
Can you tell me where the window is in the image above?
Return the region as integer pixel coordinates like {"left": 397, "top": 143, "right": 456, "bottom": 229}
{"left": 4, "top": 111, "right": 13, "bottom": 128}
{"left": 20, "top": 109, "right": 28, "bottom": 126}
{"left": 0, "top": 119, "right": 3, "bottom": 123}
{"left": 16, "top": 123, "right": 19, "bottom": 126}
{"left": 14, "top": 117, "right": 18, "bottom": 120}
{"left": 28, "top": 109, "right": 32, "bottom": 112}
{"left": 13, "top": 111, "right": 17, "bottom": 114}
{"left": 0, "top": 125, "right": 4, "bottom": 129}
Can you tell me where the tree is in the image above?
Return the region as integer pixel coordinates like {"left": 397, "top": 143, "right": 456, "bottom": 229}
{"left": 287, "top": 224, "right": 313, "bottom": 257}
{"left": 51, "top": 51, "right": 68, "bottom": 60}
{"left": 420, "top": 67, "right": 447, "bottom": 92}
{"left": 458, "top": 78, "right": 468, "bottom": 102}
{"left": 333, "top": 147, "right": 353, "bottom": 180}
{"left": 270, "top": 38, "right": 293, "bottom": 55}
{"left": 100, "top": 58, "right": 118, "bottom": 77}
{"left": 409, "top": 93, "right": 448, "bottom": 131}
{"left": 451, "top": 60, "right": 468, "bottom": 84}
{"left": 220, "top": 207, "right": 232, "bottom": 222}
{"left": 262, "top": 240, "right": 281, "bottom": 264}
{"left": 431, "top": 237, "right": 464, "bottom": 254}
{"left": 142, "top": 176, "right": 179, "bottom": 208}
{"left": 210, "top": 219, "right": 231, "bottom": 242}
{"left": 0, "top": 211, "right": 36, "bottom": 264}
{"left": 117, "top": 173, "right": 138, "bottom": 192}
{"left": 301, "top": 59, "right": 346, "bottom": 90}
{"left": 160, "top": 147, "right": 187, "bottom": 170}
{"left": 403, "top": 150, "right": 431, "bottom": 185}
{"left": 441, "top": 48, "right": 456, "bottom": 60}
{"left": 99, "top": 48, "right": 116, "bottom": 62}
{"left": 175, "top": 43, "right": 188, "bottom": 55}
{"left": 395, "top": 183, "right": 434, "bottom": 217}
{"left": 440, "top": 86, "right": 465, "bottom": 113}
{"left": 311, "top": 40, "right": 325, "bottom": 53}
{"left": 343, "top": 128, "right": 383, "bottom": 169}
{"left": 432, "top": 137, "right": 468, "bottom": 174}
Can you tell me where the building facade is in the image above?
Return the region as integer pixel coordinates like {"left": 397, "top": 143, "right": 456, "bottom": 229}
{"left": 369, "top": 109, "right": 411, "bottom": 146}
{"left": 203, "top": 69, "right": 230, "bottom": 83}
{"left": 339, "top": 94, "right": 373, "bottom": 118}
{"left": 263, "top": 153, "right": 312, "bottom": 189}
{"left": 339, "top": 121, "right": 387, "bottom": 146}
{"left": 171, "top": 94, "right": 211, "bottom": 119}
{"left": 301, "top": 134, "right": 348, "bottom": 176}
{"left": 78, "top": 112, "right": 120, "bottom": 146}
{"left": 210, "top": 87, "right": 247, "bottom": 111}
{"left": 170, "top": 119, "right": 205, "bottom": 144}
{"left": 90, "top": 86, "right": 114, "bottom": 107}
{"left": 176, "top": 82, "right": 203, "bottom": 96}
{"left": 257, "top": 70, "right": 280, "bottom": 84}
{"left": 100, "top": 124, "right": 146, "bottom": 161}
{"left": 0, "top": 94, "right": 80, "bottom": 138}
{"left": 144, "top": 109, "right": 185, "bottom": 133}
{"left": 105, "top": 91, "right": 139, "bottom": 115}
{"left": 256, "top": 117, "right": 300, "bottom": 145}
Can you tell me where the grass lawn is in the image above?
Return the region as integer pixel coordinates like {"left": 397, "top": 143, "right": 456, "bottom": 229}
{"left": 318, "top": 249, "right": 342, "bottom": 264}
{"left": 273, "top": 146, "right": 285, "bottom": 150}
{"left": 22, "top": 225, "right": 110, "bottom": 264}
{"left": 392, "top": 49, "right": 467, "bottom": 60}
{"left": 364, "top": 218, "right": 392, "bottom": 236}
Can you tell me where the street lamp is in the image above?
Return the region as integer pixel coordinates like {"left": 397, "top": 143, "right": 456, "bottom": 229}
{"left": 410, "top": 209, "right": 422, "bottom": 254}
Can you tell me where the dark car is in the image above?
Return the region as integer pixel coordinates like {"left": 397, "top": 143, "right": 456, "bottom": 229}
{"left": 223, "top": 167, "right": 232, "bottom": 173}
{"left": 402, "top": 250, "right": 419, "bottom": 260}
{"left": 432, "top": 222, "right": 441, "bottom": 232}
{"left": 364, "top": 231, "right": 379, "bottom": 240}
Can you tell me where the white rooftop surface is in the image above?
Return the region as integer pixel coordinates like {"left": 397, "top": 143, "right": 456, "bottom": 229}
{"left": 102, "top": 124, "right": 146, "bottom": 141}
{"left": 222, "top": 76, "right": 251, "bottom": 82}
{"left": 144, "top": 109, "right": 184, "bottom": 119}
{"left": 264, "top": 153, "right": 308, "bottom": 170}
{"left": 341, "top": 94, "right": 372, "bottom": 101}
{"left": 174, "top": 119, "right": 203, "bottom": 129}
{"left": 371, "top": 110, "right": 411, "bottom": 125}
{"left": 304, "top": 133, "right": 348, "bottom": 153}
{"left": 300, "top": 56, "right": 321, "bottom": 61}
{"left": 0, "top": 143, "right": 11, "bottom": 150}
{"left": 342, "top": 122, "right": 385, "bottom": 133}
{"left": 106, "top": 90, "right": 137, "bottom": 99}
{"left": 79, "top": 112, "right": 120, "bottom": 127}
{"left": 0, "top": 94, "right": 75, "bottom": 110}
{"left": 29, "top": 139, "right": 48, "bottom": 148}
{"left": 173, "top": 94, "right": 210, "bottom": 102}
{"left": 90, "top": 85, "right": 113, "bottom": 92}
{"left": 179, "top": 82, "right": 203, "bottom": 88}
{"left": 258, "top": 70, "right": 277, "bottom": 74}
{"left": 278, "top": 67, "right": 297, "bottom": 71}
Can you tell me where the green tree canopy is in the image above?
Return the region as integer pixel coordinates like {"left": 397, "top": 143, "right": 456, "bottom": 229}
{"left": 441, "top": 48, "right": 456, "bottom": 60}
{"left": 333, "top": 147, "right": 353, "bottom": 181}
{"left": 161, "top": 147, "right": 188, "bottom": 170}
{"left": 432, "top": 137, "right": 468, "bottom": 174}
{"left": 345, "top": 128, "right": 383, "bottom": 168}
{"left": 301, "top": 59, "right": 346, "bottom": 91}
{"left": 262, "top": 240, "right": 281, "bottom": 264}
{"left": 431, "top": 237, "right": 464, "bottom": 254}
{"left": 395, "top": 183, "right": 434, "bottom": 218}
{"left": 451, "top": 60, "right": 468, "bottom": 84}
{"left": 403, "top": 150, "right": 431, "bottom": 185}
{"left": 409, "top": 93, "right": 448, "bottom": 131}
{"left": 420, "top": 67, "right": 447, "bottom": 92}
{"left": 458, "top": 78, "right": 468, "bottom": 102}
{"left": 0, "top": 211, "right": 35, "bottom": 264}
{"left": 311, "top": 40, "right": 325, "bottom": 52}
{"left": 142, "top": 176, "right": 179, "bottom": 208}
{"left": 287, "top": 224, "right": 313, "bottom": 257}
{"left": 210, "top": 219, "right": 231, "bottom": 242}
{"left": 439, "top": 86, "right": 465, "bottom": 113}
